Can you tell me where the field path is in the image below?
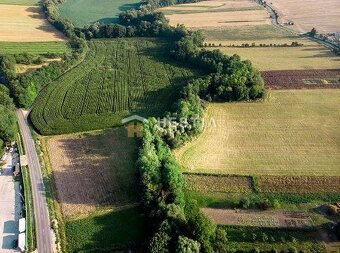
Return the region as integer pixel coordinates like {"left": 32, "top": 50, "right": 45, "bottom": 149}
{"left": 17, "top": 109, "right": 53, "bottom": 253}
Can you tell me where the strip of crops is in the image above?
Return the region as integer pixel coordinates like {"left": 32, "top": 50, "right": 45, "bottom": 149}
{"left": 0, "top": 42, "right": 71, "bottom": 55}
{"left": 30, "top": 38, "right": 198, "bottom": 135}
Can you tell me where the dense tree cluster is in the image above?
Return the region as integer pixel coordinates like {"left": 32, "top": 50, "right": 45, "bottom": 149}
{"left": 138, "top": 119, "right": 228, "bottom": 252}
{"left": 0, "top": 47, "right": 85, "bottom": 108}
{"left": 158, "top": 32, "right": 265, "bottom": 147}
{"left": 0, "top": 85, "right": 17, "bottom": 146}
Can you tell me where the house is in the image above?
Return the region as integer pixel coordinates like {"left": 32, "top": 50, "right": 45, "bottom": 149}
{"left": 121, "top": 115, "right": 148, "bottom": 138}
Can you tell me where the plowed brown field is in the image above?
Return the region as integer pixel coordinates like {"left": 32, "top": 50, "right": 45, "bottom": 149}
{"left": 46, "top": 128, "right": 138, "bottom": 217}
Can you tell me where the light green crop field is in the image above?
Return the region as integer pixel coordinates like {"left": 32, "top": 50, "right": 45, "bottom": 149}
{"left": 0, "top": 42, "right": 71, "bottom": 55}
{"left": 0, "top": 0, "right": 38, "bottom": 5}
{"left": 30, "top": 38, "right": 198, "bottom": 135}
{"left": 175, "top": 89, "right": 340, "bottom": 176}
{"left": 59, "top": 0, "right": 139, "bottom": 27}
{"left": 66, "top": 207, "right": 145, "bottom": 252}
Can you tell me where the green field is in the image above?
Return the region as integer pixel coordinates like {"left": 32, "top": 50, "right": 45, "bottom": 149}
{"left": 66, "top": 207, "right": 145, "bottom": 252}
{"left": 0, "top": 42, "right": 71, "bottom": 55}
{"left": 175, "top": 89, "right": 340, "bottom": 176}
{"left": 0, "top": 0, "right": 38, "bottom": 5}
{"left": 202, "top": 25, "right": 293, "bottom": 41}
{"left": 59, "top": 0, "right": 139, "bottom": 27}
{"left": 30, "top": 38, "right": 198, "bottom": 135}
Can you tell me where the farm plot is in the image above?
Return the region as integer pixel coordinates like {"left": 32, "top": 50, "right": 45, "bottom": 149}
{"left": 215, "top": 43, "right": 340, "bottom": 71}
{"left": 160, "top": 0, "right": 270, "bottom": 28}
{"left": 45, "top": 127, "right": 138, "bottom": 217}
{"left": 59, "top": 0, "right": 139, "bottom": 27}
{"left": 184, "top": 174, "right": 253, "bottom": 193}
{"left": 175, "top": 89, "right": 340, "bottom": 176}
{"left": 0, "top": 5, "right": 66, "bottom": 42}
{"left": 30, "top": 38, "right": 198, "bottom": 135}
{"left": 202, "top": 208, "right": 314, "bottom": 228}
{"left": 262, "top": 69, "right": 340, "bottom": 89}
{"left": 0, "top": 41, "right": 70, "bottom": 54}
{"left": 269, "top": 0, "right": 340, "bottom": 33}
{"left": 258, "top": 176, "right": 340, "bottom": 194}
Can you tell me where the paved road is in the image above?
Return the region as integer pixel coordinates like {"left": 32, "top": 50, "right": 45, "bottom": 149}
{"left": 16, "top": 109, "right": 53, "bottom": 253}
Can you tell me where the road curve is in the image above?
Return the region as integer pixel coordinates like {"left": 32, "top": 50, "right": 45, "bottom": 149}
{"left": 16, "top": 109, "right": 53, "bottom": 253}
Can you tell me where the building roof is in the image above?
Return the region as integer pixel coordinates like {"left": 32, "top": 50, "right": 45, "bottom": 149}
{"left": 122, "top": 115, "right": 148, "bottom": 124}
{"left": 19, "top": 218, "right": 26, "bottom": 233}
{"left": 18, "top": 232, "right": 26, "bottom": 251}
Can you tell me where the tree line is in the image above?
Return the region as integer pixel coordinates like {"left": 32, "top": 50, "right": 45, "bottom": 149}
{"left": 2, "top": 0, "right": 266, "bottom": 251}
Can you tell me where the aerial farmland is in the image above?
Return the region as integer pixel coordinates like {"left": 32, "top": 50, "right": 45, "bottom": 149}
{"left": 0, "top": 0, "right": 339, "bottom": 252}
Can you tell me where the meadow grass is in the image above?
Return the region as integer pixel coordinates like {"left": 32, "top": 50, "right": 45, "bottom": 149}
{"left": 175, "top": 89, "right": 340, "bottom": 176}
{"left": 59, "top": 0, "right": 139, "bottom": 27}
{"left": 65, "top": 207, "right": 145, "bottom": 252}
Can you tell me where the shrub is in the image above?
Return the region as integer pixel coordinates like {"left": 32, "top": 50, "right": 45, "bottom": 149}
{"left": 239, "top": 197, "right": 251, "bottom": 209}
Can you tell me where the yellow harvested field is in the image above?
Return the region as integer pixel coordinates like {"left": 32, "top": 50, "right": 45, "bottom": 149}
{"left": 215, "top": 43, "right": 340, "bottom": 71}
{"left": 167, "top": 9, "right": 270, "bottom": 28}
{"left": 161, "top": 0, "right": 258, "bottom": 11}
{"left": 269, "top": 0, "right": 340, "bottom": 33}
{"left": 175, "top": 90, "right": 340, "bottom": 176}
{"left": 160, "top": 0, "right": 270, "bottom": 28}
{"left": 0, "top": 5, "right": 66, "bottom": 42}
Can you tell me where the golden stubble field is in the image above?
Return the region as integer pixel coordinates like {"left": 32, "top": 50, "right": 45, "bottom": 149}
{"left": 175, "top": 89, "right": 340, "bottom": 176}
{"left": 269, "top": 0, "right": 340, "bottom": 33}
{"left": 45, "top": 128, "right": 138, "bottom": 218}
{"left": 160, "top": 0, "right": 270, "bottom": 28}
{"left": 0, "top": 4, "right": 66, "bottom": 42}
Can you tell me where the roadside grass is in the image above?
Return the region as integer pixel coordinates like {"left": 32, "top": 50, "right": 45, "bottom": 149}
{"left": 17, "top": 131, "right": 36, "bottom": 252}
{"left": 39, "top": 137, "right": 68, "bottom": 252}
{"left": 0, "top": 41, "right": 71, "bottom": 55}
{"left": 22, "top": 166, "right": 37, "bottom": 252}
{"left": 65, "top": 207, "right": 146, "bottom": 253}
{"left": 59, "top": 0, "right": 139, "bottom": 27}
{"left": 0, "top": 0, "right": 38, "bottom": 5}
{"left": 175, "top": 90, "right": 340, "bottom": 176}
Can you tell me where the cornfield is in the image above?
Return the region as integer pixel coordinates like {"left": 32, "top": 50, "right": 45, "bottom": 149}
{"left": 30, "top": 38, "right": 197, "bottom": 134}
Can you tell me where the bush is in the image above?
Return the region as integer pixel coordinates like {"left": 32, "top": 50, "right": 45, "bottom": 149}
{"left": 239, "top": 197, "right": 251, "bottom": 209}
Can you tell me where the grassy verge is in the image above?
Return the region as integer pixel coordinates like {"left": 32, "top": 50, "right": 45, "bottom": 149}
{"left": 39, "top": 136, "right": 67, "bottom": 252}
{"left": 22, "top": 166, "right": 37, "bottom": 252}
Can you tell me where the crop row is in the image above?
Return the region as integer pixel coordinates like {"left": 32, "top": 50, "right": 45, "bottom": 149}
{"left": 30, "top": 38, "right": 197, "bottom": 134}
